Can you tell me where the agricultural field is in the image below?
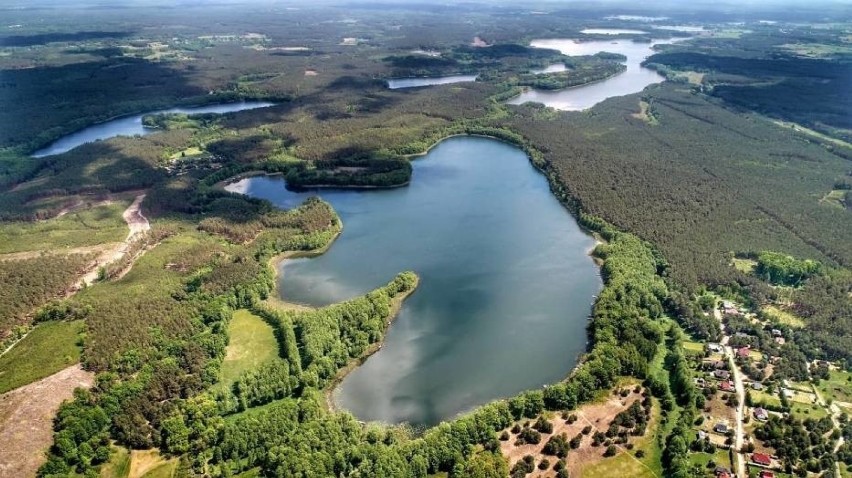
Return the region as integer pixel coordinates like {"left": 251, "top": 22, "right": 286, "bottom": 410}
{"left": 816, "top": 369, "right": 852, "bottom": 405}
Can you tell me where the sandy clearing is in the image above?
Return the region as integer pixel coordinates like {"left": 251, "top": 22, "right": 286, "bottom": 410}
{"left": 79, "top": 193, "right": 150, "bottom": 286}
{"left": 0, "top": 244, "right": 116, "bottom": 262}
{"left": 0, "top": 365, "right": 94, "bottom": 478}
{"left": 499, "top": 389, "right": 651, "bottom": 477}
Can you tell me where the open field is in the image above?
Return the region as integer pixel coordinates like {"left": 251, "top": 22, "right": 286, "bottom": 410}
{"left": 817, "top": 370, "right": 852, "bottom": 404}
{"left": 127, "top": 449, "right": 177, "bottom": 478}
{"left": 0, "top": 365, "right": 94, "bottom": 478}
{"left": 0, "top": 201, "right": 131, "bottom": 254}
{"left": 220, "top": 309, "right": 281, "bottom": 387}
{"left": 762, "top": 305, "right": 805, "bottom": 328}
{"left": 499, "top": 387, "right": 661, "bottom": 478}
{"left": 0, "top": 320, "right": 84, "bottom": 394}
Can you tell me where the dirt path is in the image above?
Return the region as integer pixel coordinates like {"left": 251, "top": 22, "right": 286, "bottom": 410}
{"left": 79, "top": 193, "right": 149, "bottom": 286}
{"left": 0, "top": 365, "right": 94, "bottom": 478}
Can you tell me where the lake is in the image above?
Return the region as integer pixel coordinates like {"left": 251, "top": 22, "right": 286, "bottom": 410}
{"left": 387, "top": 75, "right": 477, "bottom": 89}
{"left": 580, "top": 28, "right": 648, "bottom": 35}
{"left": 32, "top": 101, "right": 274, "bottom": 157}
{"left": 226, "top": 136, "right": 602, "bottom": 426}
{"left": 507, "top": 38, "right": 678, "bottom": 111}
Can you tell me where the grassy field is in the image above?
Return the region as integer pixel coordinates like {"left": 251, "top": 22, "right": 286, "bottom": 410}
{"left": 220, "top": 309, "right": 281, "bottom": 387}
{"left": 0, "top": 201, "right": 129, "bottom": 254}
{"left": 732, "top": 257, "right": 757, "bottom": 274}
{"left": 100, "top": 446, "right": 131, "bottom": 478}
{"left": 750, "top": 390, "right": 783, "bottom": 408}
{"left": 789, "top": 401, "right": 830, "bottom": 420}
{"left": 687, "top": 448, "right": 734, "bottom": 475}
{"left": 817, "top": 370, "right": 852, "bottom": 404}
{"left": 683, "top": 340, "right": 705, "bottom": 355}
{"left": 762, "top": 305, "right": 805, "bottom": 328}
{"left": 579, "top": 399, "right": 663, "bottom": 478}
{"left": 0, "top": 320, "right": 84, "bottom": 394}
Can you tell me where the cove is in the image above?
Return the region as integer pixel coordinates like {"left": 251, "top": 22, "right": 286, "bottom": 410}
{"left": 32, "top": 101, "right": 274, "bottom": 157}
{"left": 507, "top": 38, "right": 679, "bottom": 111}
{"left": 387, "top": 75, "right": 477, "bottom": 89}
{"left": 226, "top": 136, "right": 602, "bottom": 426}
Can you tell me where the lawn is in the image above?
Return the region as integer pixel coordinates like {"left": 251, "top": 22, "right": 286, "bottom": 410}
{"left": 818, "top": 370, "right": 852, "bottom": 404}
{"left": 687, "top": 448, "right": 734, "bottom": 476}
{"left": 789, "top": 402, "right": 829, "bottom": 420}
{"left": 683, "top": 340, "right": 706, "bottom": 355}
{"left": 220, "top": 310, "right": 281, "bottom": 387}
{"left": 0, "top": 201, "right": 130, "bottom": 254}
{"left": 750, "top": 390, "right": 783, "bottom": 408}
{"left": 0, "top": 320, "right": 84, "bottom": 394}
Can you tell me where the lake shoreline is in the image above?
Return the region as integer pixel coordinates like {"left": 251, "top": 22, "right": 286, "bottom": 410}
{"left": 324, "top": 275, "right": 420, "bottom": 417}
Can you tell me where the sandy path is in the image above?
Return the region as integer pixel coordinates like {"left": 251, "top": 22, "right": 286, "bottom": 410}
{"left": 79, "top": 193, "right": 149, "bottom": 286}
{"left": 0, "top": 365, "right": 94, "bottom": 478}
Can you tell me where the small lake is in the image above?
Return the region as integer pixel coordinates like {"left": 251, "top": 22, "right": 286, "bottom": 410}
{"left": 580, "top": 28, "right": 648, "bottom": 35}
{"left": 32, "top": 101, "right": 274, "bottom": 157}
{"left": 226, "top": 136, "right": 602, "bottom": 426}
{"left": 507, "top": 38, "right": 678, "bottom": 111}
{"left": 531, "top": 64, "right": 568, "bottom": 74}
{"left": 387, "top": 75, "right": 477, "bottom": 89}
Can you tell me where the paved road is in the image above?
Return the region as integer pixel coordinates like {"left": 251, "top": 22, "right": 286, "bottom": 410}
{"left": 715, "top": 307, "right": 747, "bottom": 478}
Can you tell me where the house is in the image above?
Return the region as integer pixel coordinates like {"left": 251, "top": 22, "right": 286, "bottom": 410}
{"left": 708, "top": 343, "right": 723, "bottom": 353}
{"left": 771, "top": 329, "right": 782, "bottom": 337}
{"left": 775, "top": 336, "right": 786, "bottom": 345}
{"left": 720, "top": 381, "right": 735, "bottom": 392}
{"left": 714, "top": 423, "right": 729, "bottom": 434}
{"left": 737, "top": 347, "right": 751, "bottom": 358}
{"left": 753, "top": 407, "right": 769, "bottom": 421}
{"left": 709, "top": 360, "right": 727, "bottom": 370}
{"left": 714, "top": 369, "right": 731, "bottom": 380}
{"left": 751, "top": 382, "right": 764, "bottom": 391}
{"left": 751, "top": 452, "right": 772, "bottom": 466}
{"left": 759, "top": 471, "right": 776, "bottom": 478}
{"left": 715, "top": 466, "right": 731, "bottom": 478}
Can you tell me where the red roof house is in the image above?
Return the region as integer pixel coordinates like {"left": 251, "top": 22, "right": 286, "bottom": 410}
{"left": 737, "top": 347, "right": 751, "bottom": 358}
{"left": 751, "top": 453, "right": 772, "bottom": 466}
{"left": 759, "top": 471, "right": 776, "bottom": 478}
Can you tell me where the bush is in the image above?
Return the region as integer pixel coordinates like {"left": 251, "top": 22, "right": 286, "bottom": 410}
{"left": 604, "top": 445, "right": 618, "bottom": 457}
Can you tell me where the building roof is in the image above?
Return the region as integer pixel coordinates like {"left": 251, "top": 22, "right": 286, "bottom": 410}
{"left": 752, "top": 452, "right": 772, "bottom": 466}
{"left": 759, "top": 471, "right": 776, "bottom": 478}
{"left": 737, "top": 347, "right": 751, "bottom": 358}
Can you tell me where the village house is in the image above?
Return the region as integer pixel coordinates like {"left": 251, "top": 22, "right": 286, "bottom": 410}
{"left": 720, "top": 380, "right": 734, "bottom": 392}
{"left": 775, "top": 336, "right": 786, "bottom": 345}
{"left": 714, "top": 369, "right": 731, "bottom": 380}
{"left": 737, "top": 346, "right": 751, "bottom": 359}
{"left": 751, "top": 382, "right": 764, "bottom": 391}
{"left": 715, "top": 466, "right": 732, "bottom": 478}
{"left": 753, "top": 407, "right": 769, "bottom": 421}
{"left": 771, "top": 329, "right": 782, "bottom": 337}
{"left": 714, "top": 423, "right": 729, "bottom": 434}
{"left": 760, "top": 470, "right": 776, "bottom": 478}
{"left": 708, "top": 343, "right": 723, "bottom": 353}
{"left": 751, "top": 452, "right": 773, "bottom": 467}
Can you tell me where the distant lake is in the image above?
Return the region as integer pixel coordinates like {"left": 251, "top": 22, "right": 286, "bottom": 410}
{"left": 32, "top": 101, "right": 274, "bottom": 157}
{"left": 531, "top": 63, "right": 568, "bottom": 74}
{"left": 507, "top": 38, "right": 679, "bottom": 111}
{"left": 580, "top": 28, "right": 648, "bottom": 35}
{"left": 387, "top": 75, "right": 477, "bottom": 89}
{"left": 227, "top": 136, "right": 602, "bottom": 426}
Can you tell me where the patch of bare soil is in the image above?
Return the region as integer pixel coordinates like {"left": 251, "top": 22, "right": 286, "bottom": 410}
{"left": 79, "top": 193, "right": 150, "bottom": 287}
{"left": 499, "top": 388, "right": 650, "bottom": 477}
{"left": 0, "top": 365, "right": 94, "bottom": 478}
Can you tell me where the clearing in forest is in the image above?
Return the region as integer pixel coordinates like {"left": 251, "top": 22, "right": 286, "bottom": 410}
{"left": 220, "top": 309, "right": 281, "bottom": 386}
{"left": 0, "top": 364, "right": 94, "bottom": 478}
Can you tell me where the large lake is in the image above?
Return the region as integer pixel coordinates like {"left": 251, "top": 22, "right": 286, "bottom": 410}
{"left": 32, "top": 101, "right": 274, "bottom": 157}
{"left": 226, "top": 136, "right": 602, "bottom": 426}
{"left": 507, "top": 38, "right": 677, "bottom": 111}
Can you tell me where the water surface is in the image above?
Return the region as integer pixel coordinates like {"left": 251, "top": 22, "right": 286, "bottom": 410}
{"left": 226, "top": 136, "right": 601, "bottom": 426}
{"left": 32, "top": 101, "right": 274, "bottom": 157}
{"left": 387, "top": 75, "right": 477, "bottom": 89}
{"left": 580, "top": 28, "right": 648, "bottom": 35}
{"left": 507, "top": 38, "right": 678, "bottom": 111}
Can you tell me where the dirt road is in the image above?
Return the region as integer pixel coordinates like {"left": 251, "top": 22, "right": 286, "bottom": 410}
{"left": 79, "top": 193, "right": 149, "bottom": 286}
